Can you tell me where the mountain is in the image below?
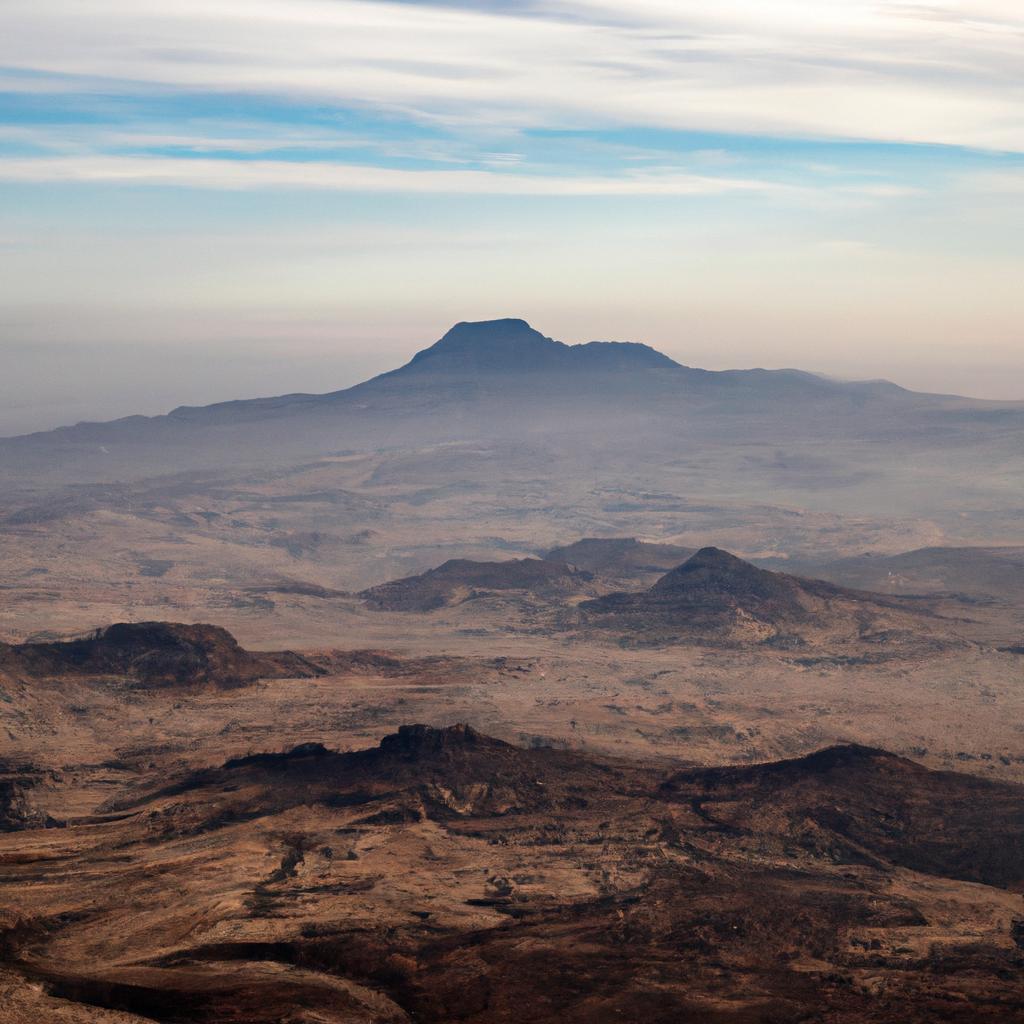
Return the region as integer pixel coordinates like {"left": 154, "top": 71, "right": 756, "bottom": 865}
{"left": 4, "top": 725, "right": 1024, "bottom": 1023}
{"left": 660, "top": 741, "right": 1024, "bottom": 888}
{"left": 360, "top": 557, "right": 595, "bottom": 611}
{"left": 578, "top": 546, "right": 945, "bottom": 647}
{"left": 3, "top": 316, "right": 1024, "bottom": 526}
{"left": 790, "top": 545, "right": 1024, "bottom": 605}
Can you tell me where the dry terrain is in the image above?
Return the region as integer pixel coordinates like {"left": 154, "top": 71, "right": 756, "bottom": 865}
{"left": 3, "top": 321, "right": 1024, "bottom": 1020}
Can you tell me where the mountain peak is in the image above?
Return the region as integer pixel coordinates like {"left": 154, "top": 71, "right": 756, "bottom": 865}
{"left": 399, "top": 318, "right": 680, "bottom": 376}
{"left": 652, "top": 547, "right": 768, "bottom": 592}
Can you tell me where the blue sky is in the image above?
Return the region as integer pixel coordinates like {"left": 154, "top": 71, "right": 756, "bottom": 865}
{"left": 1, "top": 0, "right": 1023, "bottom": 431}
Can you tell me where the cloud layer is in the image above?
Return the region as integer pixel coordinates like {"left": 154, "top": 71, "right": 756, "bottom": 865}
{"left": 2, "top": 0, "right": 1023, "bottom": 152}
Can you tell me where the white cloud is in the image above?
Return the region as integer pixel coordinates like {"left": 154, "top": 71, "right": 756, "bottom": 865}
{"left": 0, "top": 0, "right": 1022, "bottom": 151}
{"left": 0, "top": 153, "right": 792, "bottom": 196}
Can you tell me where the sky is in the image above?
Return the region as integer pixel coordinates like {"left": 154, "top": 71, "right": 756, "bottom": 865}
{"left": 1, "top": 0, "right": 1023, "bottom": 433}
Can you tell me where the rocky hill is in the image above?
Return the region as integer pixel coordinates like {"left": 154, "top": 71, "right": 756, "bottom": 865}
{"left": 579, "top": 546, "right": 946, "bottom": 648}
{"left": 360, "top": 557, "right": 595, "bottom": 611}
{"left": 0, "top": 622, "right": 323, "bottom": 689}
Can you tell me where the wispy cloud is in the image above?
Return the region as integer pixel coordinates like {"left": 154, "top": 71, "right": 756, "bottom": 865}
{"left": 0, "top": 153, "right": 797, "bottom": 196}
{"left": 1, "top": 0, "right": 1022, "bottom": 151}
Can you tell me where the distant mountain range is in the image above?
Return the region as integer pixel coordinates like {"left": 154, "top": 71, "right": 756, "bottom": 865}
{"left": 0, "top": 317, "right": 928, "bottom": 443}
{"left": 3, "top": 317, "right": 1023, "bottom": 519}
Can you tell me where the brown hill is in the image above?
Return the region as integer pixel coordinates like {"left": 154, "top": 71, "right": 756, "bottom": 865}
{"left": 360, "top": 557, "right": 594, "bottom": 611}
{"left": 0, "top": 622, "right": 323, "bottom": 689}
{"left": 3, "top": 726, "right": 1024, "bottom": 1023}
{"left": 131, "top": 722, "right": 629, "bottom": 827}
{"left": 578, "top": 546, "right": 944, "bottom": 647}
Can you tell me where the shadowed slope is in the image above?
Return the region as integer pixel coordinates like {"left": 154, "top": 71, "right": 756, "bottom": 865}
{"left": 662, "top": 743, "right": 1024, "bottom": 888}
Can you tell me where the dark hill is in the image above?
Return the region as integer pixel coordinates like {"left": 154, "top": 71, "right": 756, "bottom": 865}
{"left": 361, "top": 557, "right": 594, "bottom": 611}
{"left": 146, "top": 725, "right": 1024, "bottom": 888}
{"left": 579, "top": 546, "right": 929, "bottom": 646}
{"left": 661, "top": 743, "right": 1024, "bottom": 889}
{"left": 0, "top": 622, "right": 323, "bottom": 689}
{"left": 544, "top": 537, "right": 695, "bottom": 577}
{"left": 141, "top": 723, "right": 629, "bottom": 823}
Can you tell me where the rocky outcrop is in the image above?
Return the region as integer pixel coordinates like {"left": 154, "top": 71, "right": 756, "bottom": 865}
{"left": 0, "top": 622, "right": 324, "bottom": 689}
{"left": 0, "top": 768, "right": 59, "bottom": 831}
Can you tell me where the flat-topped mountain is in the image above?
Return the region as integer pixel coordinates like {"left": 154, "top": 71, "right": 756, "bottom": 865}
{"left": 360, "top": 557, "right": 595, "bottom": 611}
{"left": 0, "top": 621, "right": 322, "bottom": 689}
{"left": 579, "top": 546, "right": 943, "bottom": 647}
